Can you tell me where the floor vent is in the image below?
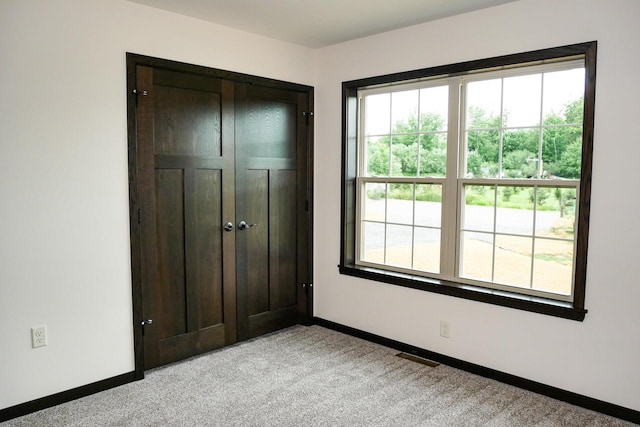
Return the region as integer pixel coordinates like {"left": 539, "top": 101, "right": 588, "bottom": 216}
{"left": 396, "top": 352, "right": 440, "bottom": 367}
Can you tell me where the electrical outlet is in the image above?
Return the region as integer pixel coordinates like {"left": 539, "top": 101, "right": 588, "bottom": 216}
{"left": 31, "top": 325, "right": 47, "bottom": 348}
{"left": 440, "top": 320, "right": 450, "bottom": 338}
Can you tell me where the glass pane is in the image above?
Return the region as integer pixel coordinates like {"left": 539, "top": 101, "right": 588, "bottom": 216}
{"left": 460, "top": 231, "right": 493, "bottom": 282}
{"left": 503, "top": 74, "right": 542, "bottom": 127}
{"left": 496, "top": 186, "right": 533, "bottom": 235}
{"left": 543, "top": 68, "right": 585, "bottom": 123}
{"left": 494, "top": 235, "right": 532, "bottom": 288}
{"left": 415, "top": 184, "right": 442, "bottom": 228}
{"left": 542, "top": 127, "right": 582, "bottom": 179}
{"left": 462, "top": 185, "right": 495, "bottom": 232}
{"left": 419, "top": 132, "right": 447, "bottom": 177}
{"left": 366, "top": 136, "right": 390, "bottom": 176}
{"left": 361, "top": 221, "right": 385, "bottom": 264}
{"left": 535, "top": 187, "right": 577, "bottom": 237}
{"left": 391, "top": 90, "right": 419, "bottom": 132}
{"left": 385, "top": 224, "right": 413, "bottom": 269}
{"left": 420, "top": 85, "right": 448, "bottom": 131}
{"left": 387, "top": 184, "right": 413, "bottom": 225}
{"left": 466, "top": 130, "right": 499, "bottom": 178}
{"left": 391, "top": 135, "right": 418, "bottom": 177}
{"left": 466, "top": 79, "right": 502, "bottom": 129}
{"left": 364, "top": 93, "right": 390, "bottom": 135}
{"left": 362, "top": 183, "right": 386, "bottom": 222}
{"left": 413, "top": 227, "right": 440, "bottom": 274}
{"left": 532, "top": 238, "right": 574, "bottom": 295}
{"left": 502, "top": 129, "right": 540, "bottom": 178}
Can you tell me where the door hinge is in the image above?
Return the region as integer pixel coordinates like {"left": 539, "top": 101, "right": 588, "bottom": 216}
{"left": 302, "top": 111, "right": 313, "bottom": 124}
{"left": 138, "top": 208, "right": 142, "bottom": 224}
{"left": 305, "top": 200, "right": 309, "bottom": 212}
{"left": 141, "top": 319, "right": 152, "bottom": 336}
{"left": 133, "top": 89, "right": 148, "bottom": 106}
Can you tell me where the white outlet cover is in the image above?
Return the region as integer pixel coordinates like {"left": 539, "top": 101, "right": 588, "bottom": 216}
{"left": 31, "top": 325, "right": 47, "bottom": 348}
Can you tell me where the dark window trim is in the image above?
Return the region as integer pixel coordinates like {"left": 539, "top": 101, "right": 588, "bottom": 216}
{"left": 339, "top": 41, "right": 597, "bottom": 321}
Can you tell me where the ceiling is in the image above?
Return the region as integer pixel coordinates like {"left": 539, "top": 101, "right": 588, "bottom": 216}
{"left": 128, "top": 0, "right": 519, "bottom": 48}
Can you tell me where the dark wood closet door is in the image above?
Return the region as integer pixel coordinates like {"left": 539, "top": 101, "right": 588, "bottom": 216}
{"left": 235, "top": 84, "right": 310, "bottom": 340}
{"left": 136, "top": 66, "right": 237, "bottom": 369}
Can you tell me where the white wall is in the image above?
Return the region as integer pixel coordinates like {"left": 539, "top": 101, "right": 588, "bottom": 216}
{"left": 2, "top": 0, "right": 638, "bottom": 415}
{"left": 314, "top": 0, "right": 640, "bottom": 412}
{"left": 0, "top": 0, "right": 314, "bottom": 409}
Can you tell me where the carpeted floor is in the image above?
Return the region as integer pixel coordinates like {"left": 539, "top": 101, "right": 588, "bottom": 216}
{"left": 2, "top": 325, "right": 634, "bottom": 426}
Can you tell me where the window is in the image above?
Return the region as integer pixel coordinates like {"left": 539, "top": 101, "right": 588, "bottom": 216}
{"left": 340, "top": 42, "right": 596, "bottom": 320}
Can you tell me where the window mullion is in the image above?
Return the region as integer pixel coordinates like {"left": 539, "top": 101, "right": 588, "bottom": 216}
{"left": 441, "top": 78, "right": 462, "bottom": 279}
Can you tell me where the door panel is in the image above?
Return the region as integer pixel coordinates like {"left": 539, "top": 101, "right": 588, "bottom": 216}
{"left": 270, "top": 170, "right": 298, "bottom": 310}
{"left": 154, "top": 169, "right": 186, "bottom": 340}
{"left": 153, "top": 85, "right": 221, "bottom": 156}
{"left": 136, "top": 65, "right": 235, "bottom": 369}
{"left": 235, "top": 84, "right": 308, "bottom": 340}
{"left": 246, "top": 169, "right": 269, "bottom": 317}
{"left": 192, "top": 169, "right": 223, "bottom": 329}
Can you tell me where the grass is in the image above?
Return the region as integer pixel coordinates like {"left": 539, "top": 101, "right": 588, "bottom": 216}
{"left": 370, "top": 184, "right": 577, "bottom": 214}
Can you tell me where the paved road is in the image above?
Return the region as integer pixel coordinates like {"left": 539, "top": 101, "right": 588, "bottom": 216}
{"left": 362, "top": 199, "right": 563, "bottom": 250}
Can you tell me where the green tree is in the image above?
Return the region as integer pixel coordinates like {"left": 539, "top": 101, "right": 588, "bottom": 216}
{"left": 466, "top": 106, "right": 501, "bottom": 177}
{"left": 367, "top": 139, "right": 390, "bottom": 176}
{"left": 503, "top": 150, "right": 538, "bottom": 178}
{"left": 541, "top": 97, "right": 583, "bottom": 177}
{"left": 556, "top": 140, "right": 582, "bottom": 179}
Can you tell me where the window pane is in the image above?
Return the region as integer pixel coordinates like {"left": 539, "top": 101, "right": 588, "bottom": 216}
{"left": 460, "top": 231, "right": 493, "bottom": 282}
{"left": 387, "top": 184, "right": 413, "bottom": 225}
{"left": 466, "top": 130, "right": 499, "bottom": 178}
{"left": 365, "top": 93, "right": 390, "bottom": 135}
{"left": 494, "top": 235, "right": 532, "bottom": 288}
{"left": 366, "top": 136, "right": 390, "bottom": 176}
{"left": 496, "top": 186, "right": 534, "bottom": 235}
{"left": 386, "top": 224, "right": 413, "bottom": 269}
{"left": 532, "top": 238, "right": 574, "bottom": 295}
{"left": 419, "top": 132, "right": 447, "bottom": 177}
{"left": 363, "top": 183, "right": 386, "bottom": 222}
{"left": 502, "top": 129, "right": 540, "bottom": 178}
{"left": 392, "top": 90, "right": 419, "bottom": 132}
{"left": 413, "top": 227, "right": 440, "bottom": 274}
{"left": 391, "top": 135, "right": 417, "bottom": 177}
{"left": 415, "top": 184, "right": 442, "bottom": 228}
{"left": 542, "top": 127, "right": 582, "bottom": 179}
{"left": 361, "top": 221, "right": 385, "bottom": 264}
{"left": 462, "top": 185, "right": 495, "bottom": 232}
{"left": 420, "top": 85, "right": 448, "bottom": 131}
{"left": 535, "top": 187, "right": 577, "bottom": 237}
{"left": 543, "top": 68, "right": 585, "bottom": 123}
{"left": 466, "top": 79, "right": 501, "bottom": 129}
{"left": 503, "top": 74, "right": 541, "bottom": 127}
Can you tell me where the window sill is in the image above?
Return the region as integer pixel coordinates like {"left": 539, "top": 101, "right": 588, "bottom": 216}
{"left": 338, "top": 264, "right": 587, "bottom": 321}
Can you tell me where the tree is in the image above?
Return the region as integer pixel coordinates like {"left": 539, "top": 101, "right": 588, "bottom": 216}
{"left": 368, "top": 112, "right": 447, "bottom": 177}
{"left": 503, "top": 150, "right": 538, "bottom": 178}
{"left": 366, "top": 97, "right": 583, "bottom": 181}
{"left": 556, "top": 140, "right": 582, "bottom": 179}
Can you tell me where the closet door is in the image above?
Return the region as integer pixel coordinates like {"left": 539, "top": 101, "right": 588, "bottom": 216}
{"left": 130, "top": 56, "right": 312, "bottom": 372}
{"left": 235, "top": 84, "right": 310, "bottom": 340}
{"left": 136, "top": 66, "right": 237, "bottom": 369}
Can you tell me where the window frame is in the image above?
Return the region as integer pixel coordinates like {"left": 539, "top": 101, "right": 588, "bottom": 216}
{"left": 340, "top": 42, "right": 597, "bottom": 321}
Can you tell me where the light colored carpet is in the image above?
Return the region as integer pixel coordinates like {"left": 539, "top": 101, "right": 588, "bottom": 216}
{"left": 2, "top": 325, "right": 633, "bottom": 426}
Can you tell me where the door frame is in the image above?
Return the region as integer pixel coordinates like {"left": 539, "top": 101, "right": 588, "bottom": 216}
{"left": 126, "top": 53, "right": 314, "bottom": 379}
